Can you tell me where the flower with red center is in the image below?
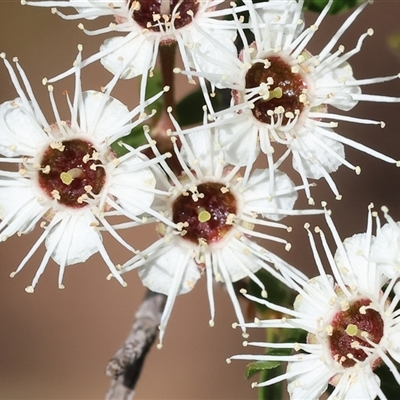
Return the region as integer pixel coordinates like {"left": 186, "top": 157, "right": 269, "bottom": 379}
{"left": 119, "top": 123, "right": 322, "bottom": 346}
{"left": 26, "top": 0, "right": 238, "bottom": 105}
{"left": 229, "top": 205, "right": 400, "bottom": 399}
{"left": 179, "top": 0, "right": 400, "bottom": 201}
{"left": 0, "top": 50, "right": 168, "bottom": 291}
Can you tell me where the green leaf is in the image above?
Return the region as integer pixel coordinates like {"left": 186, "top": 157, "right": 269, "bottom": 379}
{"left": 113, "top": 70, "right": 164, "bottom": 155}
{"left": 303, "top": 0, "right": 359, "bottom": 14}
{"left": 247, "top": 269, "right": 295, "bottom": 312}
{"left": 245, "top": 360, "right": 281, "bottom": 380}
{"left": 245, "top": 348, "right": 293, "bottom": 379}
{"left": 175, "top": 88, "right": 230, "bottom": 127}
{"left": 375, "top": 359, "right": 400, "bottom": 399}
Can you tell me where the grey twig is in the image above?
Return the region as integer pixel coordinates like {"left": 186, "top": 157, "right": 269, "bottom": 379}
{"left": 105, "top": 290, "right": 167, "bottom": 400}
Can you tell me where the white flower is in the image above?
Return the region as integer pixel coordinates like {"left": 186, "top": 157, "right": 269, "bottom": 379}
{"left": 26, "top": 0, "right": 238, "bottom": 105}
{"left": 371, "top": 206, "right": 400, "bottom": 280}
{"left": 119, "top": 119, "right": 322, "bottom": 346}
{"left": 229, "top": 205, "right": 400, "bottom": 400}
{"left": 182, "top": 0, "right": 400, "bottom": 201}
{"left": 0, "top": 50, "right": 168, "bottom": 292}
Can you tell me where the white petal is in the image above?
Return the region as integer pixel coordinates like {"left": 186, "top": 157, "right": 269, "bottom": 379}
{"left": 181, "top": 128, "right": 220, "bottom": 172}
{"left": 138, "top": 244, "right": 201, "bottom": 295}
{"left": 254, "top": 0, "right": 304, "bottom": 46}
{"left": 334, "top": 233, "right": 383, "bottom": 295}
{"left": 315, "top": 61, "right": 361, "bottom": 111}
{"left": 0, "top": 184, "right": 44, "bottom": 237}
{"left": 70, "top": 0, "right": 100, "bottom": 18}
{"left": 46, "top": 211, "right": 101, "bottom": 266}
{"left": 100, "top": 35, "right": 154, "bottom": 80}
{"left": 342, "top": 370, "right": 380, "bottom": 400}
{"left": 291, "top": 129, "right": 344, "bottom": 179}
{"left": 217, "top": 114, "right": 260, "bottom": 166}
{"left": 110, "top": 154, "right": 157, "bottom": 216}
{"left": 287, "top": 358, "right": 331, "bottom": 400}
{"left": 81, "top": 90, "right": 130, "bottom": 140}
{"left": 216, "top": 245, "right": 261, "bottom": 283}
{"left": 191, "top": 28, "right": 237, "bottom": 86}
{"left": 0, "top": 99, "right": 46, "bottom": 157}
{"left": 293, "top": 275, "right": 333, "bottom": 315}
{"left": 372, "top": 222, "right": 400, "bottom": 279}
{"left": 244, "top": 168, "right": 297, "bottom": 221}
{"left": 387, "top": 330, "right": 400, "bottom": 364}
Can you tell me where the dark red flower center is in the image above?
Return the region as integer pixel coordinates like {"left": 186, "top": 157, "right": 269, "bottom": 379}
{"left": 243, "top": 56, "right": 307, "bottom": 125}
{"left": 172, "top": 182, "right": 237, "bottom": 244}
{"left": 329, "top": 298, "right": 384, "bottom": 368}
{"left": 129, "top": 0, "right": 199, "bottom": 32}
{"left": 38, "top": 139, "right": 106, "bottom": 208}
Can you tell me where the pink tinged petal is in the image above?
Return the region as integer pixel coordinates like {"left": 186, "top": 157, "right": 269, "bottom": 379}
{"left": 100, "top": 35, "right": 154, "bottom": 80}
{"left": 0, "top": 99, "right": 47, "bottom": 157}
{"left": 291, "top": 130, "right": 345, "bottom": 180}
{"left": 110, "top": 156, "right": 157, "bottom": 216}
{"left": 45, "top": 211, "right": 101, "bottom": 266}
{"left": 243, "top": 169, "right": 297, "bottom": 221}
{"left": 138, "top": 244, "right": 201, "bottom": 296}
{"left": 287, "top": 358, "right": 332, "bottom": 400}
{"left": 81, "top": 90, "right": 130, "bottom": 140}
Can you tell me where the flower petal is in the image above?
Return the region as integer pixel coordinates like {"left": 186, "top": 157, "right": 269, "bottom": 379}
{"left": 243, "top": 168, "right": 297, "bottom": 221}
{"left": 110, "top": 154, "right": 157, "bottom": 216}
{"left": 138, "top": 244, "right": 201, "bottom": 296}
{"left": 291, "top": 129, "right": 344, "bottom": 179}
{"left": 100, "top": 35, "right": 154, "bottom": 80}
{"left": 46, "top": 211, "right": 101, "bottom": 266}
{"left": 0, "top": 99, "right": 46, "bottom": 157}
{"left": 81, "top": 90, "right": 130, "bottom": 140}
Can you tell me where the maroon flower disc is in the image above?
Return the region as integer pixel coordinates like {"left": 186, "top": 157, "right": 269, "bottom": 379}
{"left": 130, "top": 0, "right": 199, "bottom": 31}
{"left": 244, "top": 56, "right": 307, "bottom": 125}
{"left": 38, "top": 139, "right": 106, "bottom": 208}
{"left": 329, "top": 298, "right": 384, "bottom": 368}
{"left": 172, "top": 182, "right": 237, "bottom": 244}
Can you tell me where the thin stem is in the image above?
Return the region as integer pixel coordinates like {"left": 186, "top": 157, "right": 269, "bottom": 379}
{"left": 159, "top": 42, "right": 177, "bottom": 108}
{"left": 105, "top": 290, "right": 167, "bottom": 400}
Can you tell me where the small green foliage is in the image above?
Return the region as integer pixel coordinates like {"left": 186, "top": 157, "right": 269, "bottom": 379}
{"left": 375, "top": 360, "right": 400, "bottom": 399}
{"left": 247, "top": 269, "right": 295, "bottom": 316}
{"left": 175, "top": 88, "right": 230, "bottom": 126}
{"left": 245, "top": 348, "right": 293, "bottom": 380}
{"left": 303, "top": 0, "right": 359, "bottom": 14}
{"left": 112, "top": 70, "right": 164, "bottom": 156}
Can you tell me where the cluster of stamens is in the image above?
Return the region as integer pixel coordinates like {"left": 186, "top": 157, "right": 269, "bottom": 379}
{"left": 323, "top": 298, "right": 384, "bottom": 369}
{"left": 129, "top": 0, "right": 199, "bottom": 32}
{"left": 172, "top": 181, "right": 237, "bottom": 245}
{"left": 37, "top": 139, "right": 106, "bottom": 208}
{"left": 241, "top": 56, "right": 308, "bottom": 127}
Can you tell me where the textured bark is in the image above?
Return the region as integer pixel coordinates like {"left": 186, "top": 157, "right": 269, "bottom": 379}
{"left": 105, "top": 290, "right": 167, "bottom": 400}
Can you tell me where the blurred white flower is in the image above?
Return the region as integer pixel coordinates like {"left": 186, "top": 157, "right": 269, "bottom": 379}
{"left": 119, "top": 120, "right": 322, "bottom": 346}
{"left": 0, "top": 50, "right": 167, "bottom": 291}
{"left": 229, "top": 205, "right": 400, "bottom": 399}
{"left": 371, "top": 206, "right": 400, "bottom": 280}
{"left": 180, "top": 0, "right": 400, "bottom": 201}
{"left": 26, "top": 0, "right": 238, "bottom": 105}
